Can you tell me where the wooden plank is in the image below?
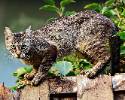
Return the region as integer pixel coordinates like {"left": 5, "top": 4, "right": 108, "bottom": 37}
{"left": 18, "top": 74, "right": 125, "bottom": 100}
{"left": 3, "top": 73, "right": 125, "bottom": 100}
{"left": 39, "top": 81, "right": 49, "bottom": 100}
{"left": 49, "top": 77, "right": 77, "bottom": 100}
{"left": 19, "top": 85, "right": 39, "bottom": 100}
{"left": 49, "top": 77, "right": 77, "bottom": 94}
{"left": 20, "top": 80, "right": 49, "bottom": 100}
{"left": 50, "top": 93, "right": 77, "bottom": 100}
{"left": 77, "top": 75, "right": 113, "bottom": 100}
{"left": 112, "top": 73, "right": 125, "bottom": 91}
{"left": 112, "top": 73, "right": 125, "bottom": 100}
{"left": 114, "top": 91, "right": 125, "bottom": 100}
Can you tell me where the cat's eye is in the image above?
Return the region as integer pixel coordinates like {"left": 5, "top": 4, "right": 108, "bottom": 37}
{"left": 21, "top": 45, "right": 26, "bottom": 49}
{"left": 14, "top": 33, "right": 21, "bottom": 37}
{"left": 6, "top": 37, "right": 9, "bottom": 40}
{"left": 11, "top": 45, "right": 16, "bottom": 49}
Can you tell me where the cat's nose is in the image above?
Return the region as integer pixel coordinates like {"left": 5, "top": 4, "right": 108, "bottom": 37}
{"left": 17, "top": 54, "right": 20, "bottom": 58}
{"left": 13, "top": 53, "right": 20, "bottom": 58}
{"left": 16, "top": 47, "right": 21, "bottom": 58}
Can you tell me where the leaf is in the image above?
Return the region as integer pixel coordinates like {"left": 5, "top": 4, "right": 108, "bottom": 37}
{"left": 10, "top": 86, "right": 17, "bottom": 91}
{"left": 79, "top": 59, "right": 92, "bottom": 70}
{"left": 66, "top": 71, "right": 76, "bottom": 76}
{"left": 109, "top": 9, "right": 116, "bottom": 15}
{"left": 120, "top": 45, "right": 125, "bottom": 55}
{"left": 13, "top": 66, "right": 32, "bottom": 78}
{"left": 64, "top": 11, "right": 76, "bottom": 16}
{"left": 105, "top": 0, "right": 115, "bottom": 6}
{"left": 101, "top": 6, "right": 116, "bottom": 17}
{"left": 60, "top": 0, "right": 76, "bottom": 7}
{"left": 103, "top": 9, "right": 116, "bottom": 17}
{"left": 60, "top": 6, "right": 65, "bottom": 14}
{"left": 43, "top": 0, "right": 55, "bottom": 5}
{"left": 121, "top": 9, "right": 125, "bottom": 17}
{"left": 53, "top": 61, "right": 73, "bottom": 76}
{"left": 24, "top": 67, "right": 32, "bottom": 73}
{"left": 119, "top": 25, "right": 125, "bottom": 31}
{"left": 84, "top": 3, "right": 102, "bottom": 12}
{"left": 40, "top": 5, "right": 59, "bottom": 12}
{"left": 16, "top": 82, "right": 25, "bottom": 89}
{"left": 48, "top": 66, "right": 60, "bottom": 76}
{"left": 47, "top": 17, "right": 56, "bottom": 23}
{"left": 123, "top": 0, "right": 125, "bottom": 4}
{"left": 101, "top": 7, "right": 109, "bottom": 14}
{"left": 117, "top": 31, "right": 125, "bottom": 40}
{"left": 13, "top": 67, "right": 26, "bottom": 77}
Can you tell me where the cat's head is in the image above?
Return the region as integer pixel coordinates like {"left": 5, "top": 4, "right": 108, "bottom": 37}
{"left": 4, "top": 26, "right": 32, "bottom": 59}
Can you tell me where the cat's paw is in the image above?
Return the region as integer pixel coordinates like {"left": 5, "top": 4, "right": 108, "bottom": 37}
{"left": 31, "top": 78, "right": 40, "bottom": 86}
{"left": 85, "top": 70, "right": 97, "bottom": 79}
{"left": 24, "top": 73, "right": 34, "bottom": 80}
{"left": 31, "top": 73, "right": 46, "bottom": 86}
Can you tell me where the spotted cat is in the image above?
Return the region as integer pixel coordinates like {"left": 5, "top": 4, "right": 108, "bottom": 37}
{"left": 4, "top": 10, "right": 117, "bottom": 85}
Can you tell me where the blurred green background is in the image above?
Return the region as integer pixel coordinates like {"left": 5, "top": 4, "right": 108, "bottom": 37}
{"left": 0, "top": 0, "right": 105, "bottom": 87}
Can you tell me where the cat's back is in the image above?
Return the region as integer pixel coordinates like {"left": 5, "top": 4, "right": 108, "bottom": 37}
{"left": 33, "top": 10, "right": 116, "bottom": 58}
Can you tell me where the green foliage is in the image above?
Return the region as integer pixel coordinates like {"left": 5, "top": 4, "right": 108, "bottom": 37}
{"left": 84, "top": 0, "right": 125, "bottom": 57}
{"left": 64, "top": 11, "right": 76, "bottom": 16}
{"left": 49, "top": 54, "right": 92, "bottom": 76}
{"left": 84, "top": 0, "right": 125, "bottom": 29}
{"left": 60, "top": 0, "right": 75, "bottom": 7}
{"left": 105, "top": 0, "right": 115, "bottom": 5}
{"left": 40, "top": 5, "right": 59, "bottom": 12}
{"left": 13, "top": 66, "right": 32, "bottom": 78}
{"left": 120, "top": 45, "right": 125, "bottom": 55}
{"left": 40, "top": 0, "right": 76, "bottom": 17}
{"left": 117, "top": 31, "right": 125, "bottom": 40}
{"left": 79, "top": 59, "right": 92, "bottom": 70}
{"left": 10, "top": 81, "right": 26, "bottom": 91}
{"left": 43, "top": 0, "right": 55, "bottom": 5}
{"left": 52, "top": 61, "right": 73, "bottom": 76}
{"left": 11, "top": 66, "right": 32, "bottom": 91}
{"left": 84, "top": 3, "right": 102, "bottom": 12}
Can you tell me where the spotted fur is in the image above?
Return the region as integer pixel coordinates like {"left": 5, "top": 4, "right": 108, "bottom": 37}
{"left": 4, "top": 10, "right": 117, "bottom": 85}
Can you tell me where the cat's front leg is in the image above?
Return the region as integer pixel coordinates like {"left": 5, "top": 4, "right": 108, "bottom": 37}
{"left": 31, "top": 45, "right": 57, "bottom": 85}
{"left": 31, "top": 64, "right": 50, "bottom": 86}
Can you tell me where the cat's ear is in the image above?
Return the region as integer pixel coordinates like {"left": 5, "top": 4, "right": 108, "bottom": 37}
{"left": 4, "top": 27, "right": 13, "bottom": 37}
{"left": 25, "top": 25, "right": 32, "bottom": 36}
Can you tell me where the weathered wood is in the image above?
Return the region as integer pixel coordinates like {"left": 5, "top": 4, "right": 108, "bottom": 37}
{"left": 112, "top": 73, "right": 125, "bottom": 91}
{"left": 3, "top": 74, "right": 125, "bottom": 100}
{"left": 50, "top": 93, "right": 77, "bottom": 100}
{"left": 111, "top": 73, "right": 125, "bottom": 100}
{"left": 114, "top": 91, "right": 125, "bottom": 100}
{"left": 49, "top": 77, "right": 77, "bottom": 94}
{"left": 19, "top": 75, "right": 114, "bottom": 100}
{"left": 20, "top": 81, "right": 49, "bottom": 100}
{"left": 77, "top": 75, "right": 113, "bottom": 100}
{"left": 49, "top": 77, "right": 77, "bottom": 100}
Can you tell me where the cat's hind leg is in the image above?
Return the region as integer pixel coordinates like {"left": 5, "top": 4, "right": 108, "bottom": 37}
{"left": 85, "top": 56, "right": 110, "bottom": 78}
